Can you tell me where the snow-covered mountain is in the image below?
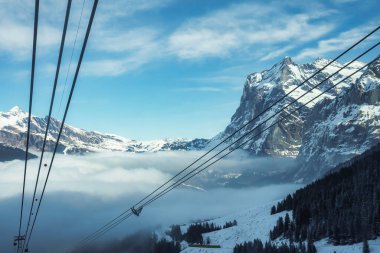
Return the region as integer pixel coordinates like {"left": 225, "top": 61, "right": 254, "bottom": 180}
{"left": 0, "top": 106, "right": 208, "bottom": 154}
{"left": 212, "top": 56, "right": 380, "bottom": 181}
{"left": 1, "top": 57, "right": 378, "bottom": 183}
{"left": 295, "top": 57, "right": 380, "bottom": 181}
{"left": 213, "top": 57, "right": 366, "bottom": 157}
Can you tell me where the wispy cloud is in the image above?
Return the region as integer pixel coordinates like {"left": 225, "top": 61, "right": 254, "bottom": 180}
{"left": 181, "top": 64, "right": 259, "bottom": 93}
{"left": 96, "top": 0, "right": 173, "bottom": 21}
{"left": 168, "top": 3, "right": 335, "bottom": 60}
{"left": 0, "top": 0, "right": 170, "bottom": 62}
{"left": 0, "top": 0, "right": 79, "bottom": 59}
{"left": 82, "top": 1, "right": 336, "bottom": 76}
{"left": 260, "top": 45, "right": 295, "bottom": 61}
{"left": 83, "top": 27, "right": 162, "bottom": 76}
{"left": 0, "top": 150, "right": 289, "bottom": 199}
{"left": 294, "top": 22, "right": 380, "bottom": 61}
{"left": 80, "top": 0, "right": 172, "bottom": 76}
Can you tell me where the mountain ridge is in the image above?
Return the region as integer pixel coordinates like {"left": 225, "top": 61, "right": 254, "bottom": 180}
{"left": 212, "top": 56, "right": 379, "bottom": 182}
{"left": 1, "top": 56, "right": 378, "bottom": 183}
{"left": 0, "top": 106, "right": 209, "bottom": 154}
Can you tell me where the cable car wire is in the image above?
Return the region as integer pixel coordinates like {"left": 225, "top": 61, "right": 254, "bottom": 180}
{"left": 24, "top": 0, "right": 99, "bottom": 250}
{"left": 44, "top": 0, "right": 86, "bottom": 166}
{"left": 17, "top": 0, "right": 39, "bottom": 249}
{"left": 23, "top": 0, "right": 72, "bottom": 247}
{"left": 56, "top": 0, "right": 86, "bottom": 123}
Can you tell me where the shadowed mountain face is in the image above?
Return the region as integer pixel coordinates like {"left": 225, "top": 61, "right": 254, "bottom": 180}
{"left": 295, "top": 58, "right": 380, "bottom": 181}
{"left": 0, "top": 143, "right": 37, "bottom": 162}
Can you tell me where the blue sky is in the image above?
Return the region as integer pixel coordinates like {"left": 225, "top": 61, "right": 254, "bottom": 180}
{"left": 0, "top": 0, "right": 379, "bottom": 140}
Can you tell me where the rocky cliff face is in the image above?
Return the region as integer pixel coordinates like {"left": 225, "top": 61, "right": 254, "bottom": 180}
{"left": 213, "top": 56, "right": 379, "bottom": 181}
{"left": 295, "top": 58, "right": 380, "bottom": 181}
{"left": 0, "top": 107, "right": 208, "bottom": 154}
{"left": 213, "top": 57, "right": 366, "bottom": 158}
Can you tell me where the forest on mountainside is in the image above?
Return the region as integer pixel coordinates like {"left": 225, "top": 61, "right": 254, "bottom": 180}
{"left": 233, "top": 239, "right": 317, "bottom": 253}
{"left": 270, "top": 143, "right": 380, "bottom": 245}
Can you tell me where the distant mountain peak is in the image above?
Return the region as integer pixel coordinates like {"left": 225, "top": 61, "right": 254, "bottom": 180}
{"left": 313, "top": 56, "right": 330, "bottom": 63}
{"left": 9, "top": 106, "right": 22, "bottom": 114}
{"left": 281, "top": 56, "right": 294, "bottom": 65}
{"left": 0, "top": 107, "right": 209, "bottom": 154}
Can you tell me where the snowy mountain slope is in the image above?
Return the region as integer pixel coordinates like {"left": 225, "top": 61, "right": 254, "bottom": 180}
{"left": 211, "top": 57, "right": 366, "bottom": 158}
{"left": 169, "top": 146, "right": 380, "bottom": 252}
{"left": 180, "top": 203, "right": 289, "bottom": 253}
{"left": 177, "top": 203, "right": 380, "bottom": 253}
{"left": 209, "top": 56, "right": 379, "bottom": 182}
{"left": 295, "top": 57, "right": 380, "bottom": 181}
{"left": 0, "top": 106, "right": 208, "bottom": 154}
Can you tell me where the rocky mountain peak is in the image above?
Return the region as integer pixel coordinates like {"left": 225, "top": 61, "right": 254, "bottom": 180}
{"left": 281, "top": 56, "right": 294, "bottom": 66}
{"left": 9, "top": 106, "right": 23, "bottom": 114}
{"left": 367, "top": 56, "right": 380, "bottom": 78}
{"left": 213, "top": 56, "right": 379, "bottom": 179}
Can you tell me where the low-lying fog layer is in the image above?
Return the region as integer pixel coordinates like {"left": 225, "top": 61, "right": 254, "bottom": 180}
{"left": 0, "top": 151, "right": 301, "bottom": 253}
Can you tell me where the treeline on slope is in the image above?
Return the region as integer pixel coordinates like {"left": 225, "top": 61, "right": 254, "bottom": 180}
{"left": 72, "top": 231, "right": 180, "bottom": 253}
{"left": 234, "top": 239, "right": 316, "bottom": 253}
{"left": 270, "top": 143, "right": 380, "bottom": 245}
{"left": 0, "top": 143, "right": 37, "bottom": 162}
{"left": 167, "top": 220, "right": 238, "bottom": 244}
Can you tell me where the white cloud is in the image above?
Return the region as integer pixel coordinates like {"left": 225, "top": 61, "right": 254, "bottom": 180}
{"left": 81, "top": 1, "right": 336, "bottom": 76}
{"left": 0, "top": 151, "right": 192, "bottom": 198}
{"left": 169, "top": 29, "right": 239, "bottom": 59}
{"left": 0, "top": 20, "right": 32, "bottom": 58}
{"left": 93, "top": 28, "right": 160, "bottom": 53}
{"left": 82, "top": 46, "right": 161, "bottom": 77}
{"left": 82, "top": 27, "right": 163, "bottom": 76}
{"left": 0, "top": 150, "right": 301, "bottom": 253}
{"left": 260, "top": 45, "right": 295, "bottom": 61}
{"left": 0, "top": 0, "right": 170, "bottom": 61}
{"left": 294, "top": 23, "right": 380, "bottom": 61}
{"left": 0, "top": 150, "right": 296, "bottom": 199}
{"left": 168, "top": 3, "right": 335, "bottom": 60}
{"left": 97, "top": 0, "right": 173, "bottom": 21}
{"left": 80, "top": 0, "right": 171, "bottom": 76}
{"left": 0, "top": 0, "right": 88, "bottom": 61}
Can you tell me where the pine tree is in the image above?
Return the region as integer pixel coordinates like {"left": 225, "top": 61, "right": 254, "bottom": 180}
{"left": 363, "top": 238, "right": 370, "bottom": 253}
{"left": 271, "top": 205, "right": 276, "bottom": 215}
